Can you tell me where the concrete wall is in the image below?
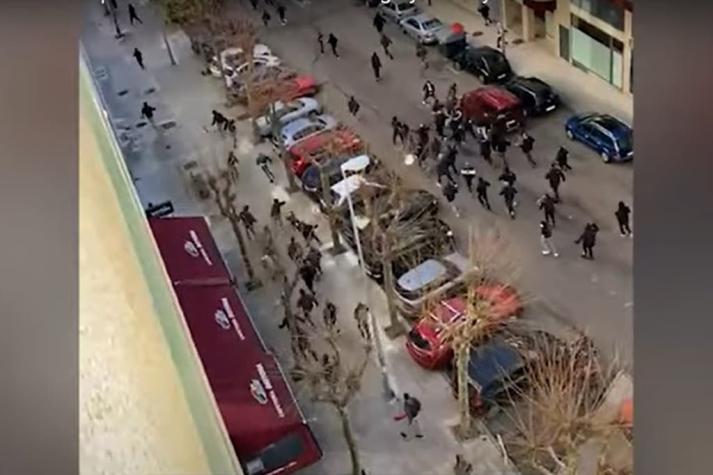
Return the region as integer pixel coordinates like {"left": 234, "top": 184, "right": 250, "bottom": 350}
{"left": 79, "top": 57, "right": 243, "bottom": 475}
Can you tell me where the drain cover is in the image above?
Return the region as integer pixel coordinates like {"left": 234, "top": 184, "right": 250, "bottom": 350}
{"left": 136, "top": 121, "right": 148, "bottom": 128}
{"left": 117, "top": 89, "right": 129, "bottom": 96}
{"left": 160, "top": 120, "right": 177, "bottom": 130}
{"left": 145, "top": 87, "right": 156, "bottom": 95}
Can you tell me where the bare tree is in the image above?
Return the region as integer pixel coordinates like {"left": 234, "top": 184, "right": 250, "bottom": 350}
{"left": 499, "top": 332, "right": 628, "bottom": 475}
{"left": 203, "top": 167, "right": 262, "bottom": 290}
{"left": 363, "top": 169, "right": 454, "bottom": 338}
{"left": 290, "top": 314, "right": 373, "bottom": 475}
{"left": 433, "top": 227, "right": 524, "bottom": 439}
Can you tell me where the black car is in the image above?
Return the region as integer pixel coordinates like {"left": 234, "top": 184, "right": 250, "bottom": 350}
{"left": 453, "top": 46, "right": 513, "bottom": 84}
{"left": 504, "top": 76, "right": 560, "bottom": 117}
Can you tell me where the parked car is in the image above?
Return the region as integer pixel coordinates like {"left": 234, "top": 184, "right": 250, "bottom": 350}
{"left": 565, "top": 113, "right": 634, "bottom": 163}
{"left": 399, "top": 13, "right": 446, "bottom": 45}
{"left": 230, "top": 71, "right": 318, "bottom": 103}
{"left": 209, "top": 45, "right": 274, "bottom": 81}
{"left": 255, "top": 98, "right": 321, "bottom": 137}
{"left": 394, "top": 252, "right": 470, "bottom": 317}
{"left": 504, "top": 76, "right": 559, "bottom": 116}
{"left": 340, "top": 213, "right": 455, "bottom": 282}
{"left": 379, "top": 1, "right": 420, "bottom": 22}
{"left": 453, "top": 46, "right": 512, "bottom": 84}
{"left": 275, "top": 115, "right": 338, "bottom": 150}
{"left": 406, "top": 284, "right": 524, "bottom": 369}
{"left": 288, "top": 128, "right": 364, "bottom": 178}
{"left": 336, "top": 189, "right": 450, "bottom": 281}
{"left": 461, "top": 86, "right": 525, "bottom": 132}
{"left": 449, "top": 339, "right": 530, "bottom": 416}
{"left": 220, "top": 54, "right": 282, "bottom": 88}
{"left": 301, "top": 154, "right": 376, "bottom": 195}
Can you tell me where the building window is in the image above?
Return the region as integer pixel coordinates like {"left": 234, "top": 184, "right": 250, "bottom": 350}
{"left": 570, "top": 15, "right": 624, "bottom": 89}
{"left": 572, "top": 0, "right": 625, "bottom": 31}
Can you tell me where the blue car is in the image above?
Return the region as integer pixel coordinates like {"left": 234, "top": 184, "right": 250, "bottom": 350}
{"left": 565, "top": 113, "right": 633, "bottom": 163}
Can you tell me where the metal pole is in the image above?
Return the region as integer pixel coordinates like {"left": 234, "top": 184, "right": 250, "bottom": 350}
{"left": 341, "top": 165, "right": 395, "bottom": 401}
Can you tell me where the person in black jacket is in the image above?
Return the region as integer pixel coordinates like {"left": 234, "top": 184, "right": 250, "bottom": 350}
{"left": 238, "top": 205, "right": 258, "bottom": 239}
{"left": 443, "top": 181, "right": 460, "bottom": 217}
{"left": 422, "top": 80, "right": 436, "bottom": 105}
{"left": 328, "top": 33, "right": 339, "bottom": 57}
{"left": 479, "top": 135, "right": 493, "bottom": 165}
{"left": 556, "top": 146, "right": 572, "bottom": 171}
{"left": 475, "top": 177, "right": 492, "bottom": 210}
{"left": 540, "top": 220, "right": 558, "bottom": 257}
{"left": 460, "top": 162, "right": 477, "bottom": 192}
{"left": 371, "top": 52, "right": 383, "bottom": 81}
{"left": 519, "top": 131, "right": 536, "bottom": 167}
{"left": 391, "top": 116, "right": 403, "bottom": 144}
{"left": 436, "top": 154, "right": 457, "bottom": 187}
{"left": 498, "top": 166, "right": 517, "bottom": 187}
{"left": 373, "top": 12, "right": 385, "bottom": 33}
{"left": 545, "top": 163, "right": 566, "bottom": 202}
{"left": 132, "top": 47, "right": 144, "bottom": 69}
{"left": 538, "top": 193, "right": 557, "bottom": 227}
{"left": 380, "top": 33, "right": 394, "bottom": 59}
{"left": 575, "top": 222, "right": 600, "bottom": 259}
{"left": 615, "top": 201, "right": 632, "bottom": 237}
{"left": 478, "top": 0, "right": 492, "bottom": 26}
{"left": 499, "top": 183, "right": 518, "bottom": 219}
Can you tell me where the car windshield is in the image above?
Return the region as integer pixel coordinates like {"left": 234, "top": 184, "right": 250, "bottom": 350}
{"left": 408, "top": 328, "right": 431, "bottom": 350}
{"left": 397, "top": 2, "right": 413, "bottom": 9}
{"left": 423, "top": 19, "right": 442, "bottom": 30}
{"left": 615, "top": 132, "right": 633, "bottom": 153}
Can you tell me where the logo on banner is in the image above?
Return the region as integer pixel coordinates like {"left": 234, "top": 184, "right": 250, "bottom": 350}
{"left": 250, "top": 379, "right": 269, "bottom": 405}
{"left": 214, "top": 309, "right": 231, "bottom": 330}
{"left": 184, "top": 240, "right": 199, "bottom": 257}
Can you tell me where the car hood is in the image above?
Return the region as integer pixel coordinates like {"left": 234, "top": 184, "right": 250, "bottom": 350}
{"left": 468, "top": 342, "right": 525, "bottom": 395}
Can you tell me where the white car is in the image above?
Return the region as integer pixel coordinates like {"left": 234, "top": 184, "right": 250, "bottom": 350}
{"left": 210, "top": 45, "right": 280, "bottom": 87}
{"left": 394, "top": 252, "right": 471, "bottom": 316}
{"left": 399, "top": 13, "right": 446, "bottom": 45}
{"left": 255, "top": 98, "right": 322, "bottom": 137}
{"left": 379, "top": 1, "right": 420, "bottom": 22}
{"left": 276, "top": 115, "right": 338, "bottom": 149}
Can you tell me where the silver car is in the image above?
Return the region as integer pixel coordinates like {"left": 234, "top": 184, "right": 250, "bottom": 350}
{"left": 399, "top": 13, "right": 446, "bottom": 45}
{"left": 394, "top": 252, "right": 471, "bottom": 316}
{"left": 255, "top": 98, "right": 321, "bottom": 137}
{"left": 276, "top": 115, "right": 338, "bottom": 150}
{"left": 379, "top": 1, "right": 420, "bottom": 22}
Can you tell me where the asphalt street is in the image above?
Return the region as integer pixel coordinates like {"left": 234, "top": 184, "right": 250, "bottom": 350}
{"left": 232, "top": 0, "right": 633, "bottom": 365}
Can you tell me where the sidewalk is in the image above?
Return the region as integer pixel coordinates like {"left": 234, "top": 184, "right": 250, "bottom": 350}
{"left": 421, "top": 0, "right": 633, "bottom": 124}
{"left": 81, "top": 1, "right": 517, "bottom": 473}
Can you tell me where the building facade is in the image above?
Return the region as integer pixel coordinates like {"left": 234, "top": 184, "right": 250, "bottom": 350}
{"left": 484, "top": 0, "right": 633, "bottom": 95}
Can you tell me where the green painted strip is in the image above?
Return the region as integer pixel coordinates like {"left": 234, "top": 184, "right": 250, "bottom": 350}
{"left": 79, "top": 57, "right": 241, "bottom": 475}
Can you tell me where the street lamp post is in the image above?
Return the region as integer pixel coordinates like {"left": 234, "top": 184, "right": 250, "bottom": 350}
{"left": 340, "top": 161, "right": 395, "bottom": 400}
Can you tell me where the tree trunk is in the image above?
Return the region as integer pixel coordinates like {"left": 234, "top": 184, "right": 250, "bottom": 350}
{"left": 337, "top": 405, "right": 361, "bottom": 475}
{"left": 269, "top": 104, "right": 298, "bottom": 192}
{"left": 319, "top": 163, "right": 344, "bottom": 254}
{"left": 456, "top": 342, "right": 472, "bottom": 437}
{"left": 226, "top": 206, "right": 262, "bottom": 291}
{"left": 382, "top": 244, "right": 405, "bottom": 339}
{"left": 162, "top": 26, "right": 177, "bottom": 65}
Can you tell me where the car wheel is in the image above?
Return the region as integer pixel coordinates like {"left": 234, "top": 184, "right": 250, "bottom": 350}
{"left": 601, "top": 151, "right": 612, "bottom": 163}
{"left": 453, "top": 60, "right": 463, "bottom": 71}
{"left": 566, "top": 129, "right": 574, "bottom": 140}
{"left": 477, "top": 73, "right": 486, "bottom": 83}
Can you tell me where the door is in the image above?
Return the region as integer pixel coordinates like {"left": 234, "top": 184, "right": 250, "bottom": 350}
{"left": 559, "top": 25, "right": 570, "bottom": 61}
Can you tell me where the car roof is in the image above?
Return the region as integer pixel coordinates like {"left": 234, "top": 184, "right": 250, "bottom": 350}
{"left": 397, "top": 258, "right": 448, "bottom": 292}
{"left": 331, "top": 174, "right": 367, "bottom": 204}
{"left": 468, "top": 342, "right": 525, "bottom": 392}
{"left": 443, "top": 252, "right": 470, "bottom": 272}
{"left": 470, "top": 45, "right": 501, "bottom": 57}
{"left": 281, "top": 117, "right": 315, "bottom": 135}
{"left": 509, "top": 76, "right": 550, "bottom": 93}
{"left": 467, "top": 86, "right": 520, "bottom": 108}
{"left": 590, "top": 114, "right": 631, "bottom": 134}
{"left": 407, "top": 13, "right": 436, "bottom": 23}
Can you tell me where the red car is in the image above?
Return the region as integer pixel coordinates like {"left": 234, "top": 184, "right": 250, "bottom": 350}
{"left": 288, "top": 128, "right": 363, "bottom": 177}
{"left": 285, "top": 74, "right": 319, "bottom": 100}
{"left": 460, "top": 86, "right": 525, "bottom": 132}
{"left": 405, "top": 283, "right": 523, "bottom": 370}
